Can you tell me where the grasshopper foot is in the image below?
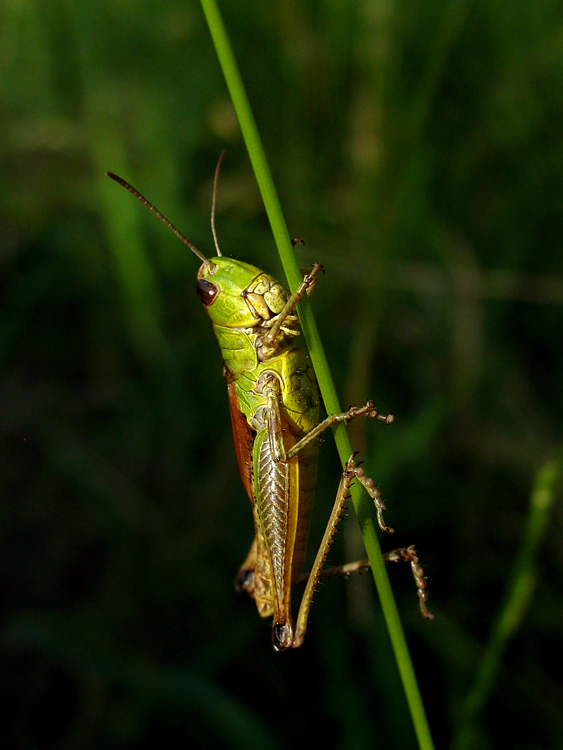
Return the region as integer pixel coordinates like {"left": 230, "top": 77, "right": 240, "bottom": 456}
{"left": 344, "top": 453, "right": 394, "bottom": 534}
{"left": 386, "top": 545, "right": 434, "bottom": 619}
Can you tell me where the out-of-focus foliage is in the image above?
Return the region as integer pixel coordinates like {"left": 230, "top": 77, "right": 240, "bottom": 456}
{"left": 1, "top": 1, "right": 562, "bottom": 748}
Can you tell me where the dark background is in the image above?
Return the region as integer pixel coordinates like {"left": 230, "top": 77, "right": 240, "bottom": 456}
{"left": 1, "top": 1, "right": 562, "bottom": 748}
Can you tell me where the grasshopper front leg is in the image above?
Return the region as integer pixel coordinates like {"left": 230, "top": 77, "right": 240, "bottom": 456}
{"left": 257, "top": 263, "right": 324, "bottom": 359}
{"left": 262, "top": 263, "right": 324, "bottom": 346}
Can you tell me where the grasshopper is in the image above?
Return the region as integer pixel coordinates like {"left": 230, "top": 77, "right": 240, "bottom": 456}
{"left": 107, "top": 155, "right": 432, "bottom": 650}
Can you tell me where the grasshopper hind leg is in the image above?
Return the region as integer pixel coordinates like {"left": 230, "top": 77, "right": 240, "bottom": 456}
{"left": 314, "top": 546, "right": 434, "bottom": 620}
{"left": 292, "top": 453, "right": 370, "bottom": 646}
{"left": 384, "top": 546, "right": 433, "bottom": 620}
{"left": 292, "top": 455, "right": 433, "bottom": 646}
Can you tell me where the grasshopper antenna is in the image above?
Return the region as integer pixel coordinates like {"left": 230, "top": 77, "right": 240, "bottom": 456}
{"left": 211, "top": 150, "right": 226, "bottom": 257}
{"left": 106, "top": 172, "right": 208, "bottom": 264}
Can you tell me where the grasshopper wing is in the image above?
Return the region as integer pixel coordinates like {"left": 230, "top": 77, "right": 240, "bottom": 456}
{"left": 226, "top": 378, "right": 255, "bottom": 503}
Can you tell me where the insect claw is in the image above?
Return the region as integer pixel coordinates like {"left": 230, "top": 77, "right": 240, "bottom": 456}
{"left": 272, "top": 622, "right": 294, "bottom": 651}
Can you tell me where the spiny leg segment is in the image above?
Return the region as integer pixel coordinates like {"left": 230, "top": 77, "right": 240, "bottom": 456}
{"left": 284, "top": 402, "right": 394, "bottom": 534}
{"left": 313, "top": 545, "right": 434, "bottom": 620}
{"left": 292, "top": 451, "right": 423, "bottom": 647}
{"left": 292, "top": 453, "right": 362, "bottom": 646}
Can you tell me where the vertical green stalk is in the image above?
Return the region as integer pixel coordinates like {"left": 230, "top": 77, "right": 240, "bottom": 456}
{"left": 453, "top": 452, "right": 561, "bottom": 750}
{"left": 198, "top": 1, "right": 434, "bottom": 748}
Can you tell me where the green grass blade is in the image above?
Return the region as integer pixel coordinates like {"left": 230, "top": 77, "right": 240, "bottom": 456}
{"left": 199, "top": 1, "right": 434, "bottom": 747}
{"left": 453, "top": 451, "right": 562, "bottom": 750}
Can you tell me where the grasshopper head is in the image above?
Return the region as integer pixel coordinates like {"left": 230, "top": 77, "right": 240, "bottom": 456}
{"left": 196, "top": 257, "right": 288, "bottom": 329}
{"left": 106, "top": 166, "right": 290, "bottom": 330}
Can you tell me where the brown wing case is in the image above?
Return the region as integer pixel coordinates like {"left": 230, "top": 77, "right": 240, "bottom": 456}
{"left": 226, "top": 378, "right": 255, "bottom": 502}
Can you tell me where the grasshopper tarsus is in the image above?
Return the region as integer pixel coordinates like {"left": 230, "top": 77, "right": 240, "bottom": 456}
{"left": 343, "top": 401, "right": 392, "bottom": 425}
{"left": 309, "top": 546, "right": 433, "bottom": 620}
{"left": 345, "top": 453, "right": 394, "bottom": 534}
{"left": 386, "top": 545, "right": 434, "bottom": 619}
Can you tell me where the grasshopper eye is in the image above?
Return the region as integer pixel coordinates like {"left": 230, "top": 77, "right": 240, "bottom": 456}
{"left": 196, "top": 279, "right": 218, "bottom": 306}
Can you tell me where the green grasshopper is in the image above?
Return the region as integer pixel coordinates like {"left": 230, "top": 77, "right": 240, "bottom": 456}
{"left": 107, "top": 156, "right": 432, "bottom": 650}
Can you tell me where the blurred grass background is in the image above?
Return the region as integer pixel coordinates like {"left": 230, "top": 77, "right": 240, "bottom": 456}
{"left": 1, "top": 0, "right": 562, "bottom": 748}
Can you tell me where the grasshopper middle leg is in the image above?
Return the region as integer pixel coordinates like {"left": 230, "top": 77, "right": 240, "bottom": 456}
{"left": 284, "top": 399, "right": 394, "bottom": 534}
{"left": 260, "top": 371, "right": 393, "bottom": 533}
